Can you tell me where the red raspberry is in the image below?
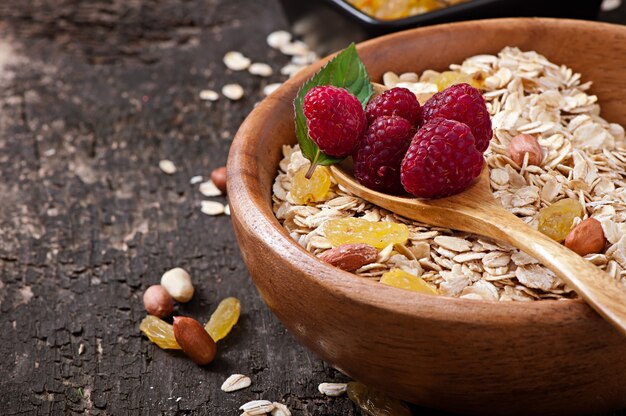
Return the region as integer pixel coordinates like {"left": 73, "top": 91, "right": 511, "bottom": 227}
{"left": 365, "top": 87, "right": 422, "bottom": 127}
{"left": 422, "top": 83, "right": 492, "bottom": 152}
{"left": 401, "top": 118, "right": 483, "bottom": 198}
{"left": 353, "top": 116, "right": 415, "bottom": 194}
{"left": 303, "top": 86, "right": 366, "bottom": 158}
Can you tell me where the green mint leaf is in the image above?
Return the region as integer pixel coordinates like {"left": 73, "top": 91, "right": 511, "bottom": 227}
{"left": 294, "top": 43, "right": 373, "bottom": 170}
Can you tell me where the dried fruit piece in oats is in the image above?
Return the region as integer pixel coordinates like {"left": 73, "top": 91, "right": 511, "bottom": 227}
{"left": 537, "top": 198, "right": 584, "bottom": 242}
{"left": 205, "top": 297, "right": 241, "bottom": 342}
{"left": 324, "top": 218, "right": 409, "bottom": 249}
{"left": 290, "top": 166, "right": 331, "bottom": 204}
{"left": 380, "top": 269, "right": 438, "bottom": 295}
{"left": 432, "top": 70, "right": 482, "bottom": 92}
{"left": 140, "top": 315, "right": 181, "bottom": 350}
{"left": 347, "top": 382, "right": 411, "bottom": 416}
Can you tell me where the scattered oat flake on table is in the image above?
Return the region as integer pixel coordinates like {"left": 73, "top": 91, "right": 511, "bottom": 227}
{"left": 318, "top": 382, "right": 348, "bottom": 396}
{"left": 224, "top": 204, "right": 231, "bottom": 216}
{"left": 189, "top": 175, "right": 203, "bottom": 184}
{"left": 266, "top": 30, "right": 292, "bottom": 49}
{"left": 223, "top": 51, "right": 251, "bottom": 71}
{"left": 222, "top": 84, "right": 244, "bottom": 100}
{"left": 270, "top": 402, "right": 291, "bottom": 416}
{"left": 199, "top": 89, "right": 219, "bottom": 101}
{"left": 159, "top": 160, "right": 177, "bottom": 174}
{"left": 239, "top": 400, "right": 274, "bottom": 415}
{"left": 280, "top": 40, "right": 309, "bottom": 56}
{"left": 221, "top": 374, "right": 251, "bottom": 392}
{"left": 201, "top": 201, "right": 225, "bottom": 216}
{"left": 248, "top": 62, "right": 273, "bottom": 77}
{"left": 263, "top": 83, "right": 282, "bottom": 96}
{"left": 199, "top": 180, "right": 222, "bottom": 197}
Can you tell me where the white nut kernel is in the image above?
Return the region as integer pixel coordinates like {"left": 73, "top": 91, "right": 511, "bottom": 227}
{"left": 160, "top": 267, "right": 194, "bottom": 303}
{"left": 248, "top": 63, "right": 273, "bottom": 77}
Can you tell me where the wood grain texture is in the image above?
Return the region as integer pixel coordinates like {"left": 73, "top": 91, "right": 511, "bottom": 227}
{"left": 331, "top": 164, "right": 626, "bottom": 336}
{"left": 229, "top": 18, "right": 626, "bottom": 415}
{"left": 0, "top": 0, "right": 364, "bottom": 415}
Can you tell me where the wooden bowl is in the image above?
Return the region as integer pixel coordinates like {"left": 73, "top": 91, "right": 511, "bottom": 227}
{"left": 228, "top": 18, "right": 626, "bottom": 415}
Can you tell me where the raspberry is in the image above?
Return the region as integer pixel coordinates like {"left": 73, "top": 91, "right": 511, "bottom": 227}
{"left": 353, "top": 116, "right": 415, "bottom": 194}
{"left": 365, "top": 87, "right": 422, "bottom": 127}
{"left": 303, "top": 86, "right": 366, "bottom": 158}
{"left": 401, "top": 118, "right": 483, "bottom": 198}
{"left": 422, "top": 83, "right": 492, "bottom": 152}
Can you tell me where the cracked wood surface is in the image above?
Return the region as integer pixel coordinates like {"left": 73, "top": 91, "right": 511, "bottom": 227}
{"left": 0, "top": 1, "right": 361, "bottom": 414}
{"left": 0, "top": 0, "right": 625, "bottom": 415}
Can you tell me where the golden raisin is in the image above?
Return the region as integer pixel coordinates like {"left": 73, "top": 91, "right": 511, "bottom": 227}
{"left": 347, "top": 381, "right": 412, "bottom": 416}
{"left": 537, "top": 198, "right": 584, "bottom": 242}
{"left": 324, "top": 218, "right": 409, "bottom": 249}
{"left": 290, "top": 166, "right": 331, "bottom": 204}
{"left": 433, "top": 71, "right": 482, "bottom": 91}
{"left": 139, "top": 315, "right": 181, "bottom": 350}
{"left": 205, "top": 297, "right": 241, "bottom": 342}
{"left": 380, "top": 269, "right": 438, "bottom": 295}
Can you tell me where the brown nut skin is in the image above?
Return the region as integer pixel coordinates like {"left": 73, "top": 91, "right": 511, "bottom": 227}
{"left": 564, "top": 218, "right": 606, "bottom": 256}
{"left": 211, "top": 166, "right": 227, "bottom": 194}
{"left": 143, "top": 285, "right": 174, "bottom": 318}
{"left": 508, "top": 134, "right": 543, "bottom": 166}
{"left": 319, "top": 243, "right": 378, "bottom": 272}
{"left": 173, "top": 316, "right": 217, "bottom": 365}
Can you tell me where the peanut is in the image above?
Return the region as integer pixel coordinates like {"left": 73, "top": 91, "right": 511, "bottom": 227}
{"left": 319, "top": 243, "right": 378, "bottom": 272}
{"left": 564, "top": 217, "right": 605, "bottom": 256}
{"left": 173, "top": 316, "right": 217, "bottom": 365}
{"left": 143, "top": 285, "right": 174, "bottom": 318}
{"left": 211, "top": 166, "right": 227, "bottom": 194}
{"left": 508, "top": 134, "right": 543, "bottom": 166}
{"left": 161, "top": 267, "right": 194, "bottom": 303}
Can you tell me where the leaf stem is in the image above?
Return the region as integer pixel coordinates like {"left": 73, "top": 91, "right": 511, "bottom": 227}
{"left": 305, "top": 149, "right": 320, "bottom": 179}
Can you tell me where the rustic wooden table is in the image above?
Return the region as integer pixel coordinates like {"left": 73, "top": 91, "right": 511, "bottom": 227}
{"left": 1, "top": 1, "right": 624, "bottom": 415}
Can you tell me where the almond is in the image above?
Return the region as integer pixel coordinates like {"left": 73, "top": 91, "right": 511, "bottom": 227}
{"left": 143, "top": 285, "right": 174, "bottom": 318}
{"left": 211, "top": 166, "right": 227, "bottom": 194}
{"left": 508, "top": 134, "right": 543, "bottom": 166}
{"left": 319, "top": 243, "right": 378, "bottom": 272}
{"left": 564, "top": 217, "right": 606, "bottom": 256}
{"left": 173, "top": 316, "right": 217, "bottom": 365}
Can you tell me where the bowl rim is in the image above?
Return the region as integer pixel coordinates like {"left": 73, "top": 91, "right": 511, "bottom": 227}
{"left": 228, "top": 17, "right": 626, "bottom": 327}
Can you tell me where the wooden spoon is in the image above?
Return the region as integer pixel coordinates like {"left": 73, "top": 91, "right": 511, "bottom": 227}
{"left": 331, "top": 86, "right": 626, "bottom": 335}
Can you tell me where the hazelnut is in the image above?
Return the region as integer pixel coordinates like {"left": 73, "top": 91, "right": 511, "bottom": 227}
{"left": 564, "top": 218, "right": 606, "bottom": 256}
{"left": 211, "top": 166, "right": 227, "bottom": 194}
{"left": 143, "top": 285, "right": 174, "bottom": 318}
{"left": 160, "top": 267, "right": 194, "bottom": 303}
{"left": 508, "top": 134, "right": 543, "bottom": 166}
{"left": 173, "top": 316, "right": 217, "bottom": 365}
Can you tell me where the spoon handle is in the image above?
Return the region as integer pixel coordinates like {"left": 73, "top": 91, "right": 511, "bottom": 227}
{"left": 495, "top": 212, "right": 626, "bottom": 335}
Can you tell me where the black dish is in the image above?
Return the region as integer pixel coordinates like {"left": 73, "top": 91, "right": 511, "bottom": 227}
{"left": 279, "top": 0, "right": 603, "bottom": 54}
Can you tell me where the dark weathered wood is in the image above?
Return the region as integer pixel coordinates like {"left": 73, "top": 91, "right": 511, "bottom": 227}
{"left": 0, "top": 0, "right": 363, "bottom": 414}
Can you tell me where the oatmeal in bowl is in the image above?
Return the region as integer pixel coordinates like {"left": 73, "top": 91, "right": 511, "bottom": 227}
{"left": 273, "top": 46, "right": 626, "bottom": 302}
